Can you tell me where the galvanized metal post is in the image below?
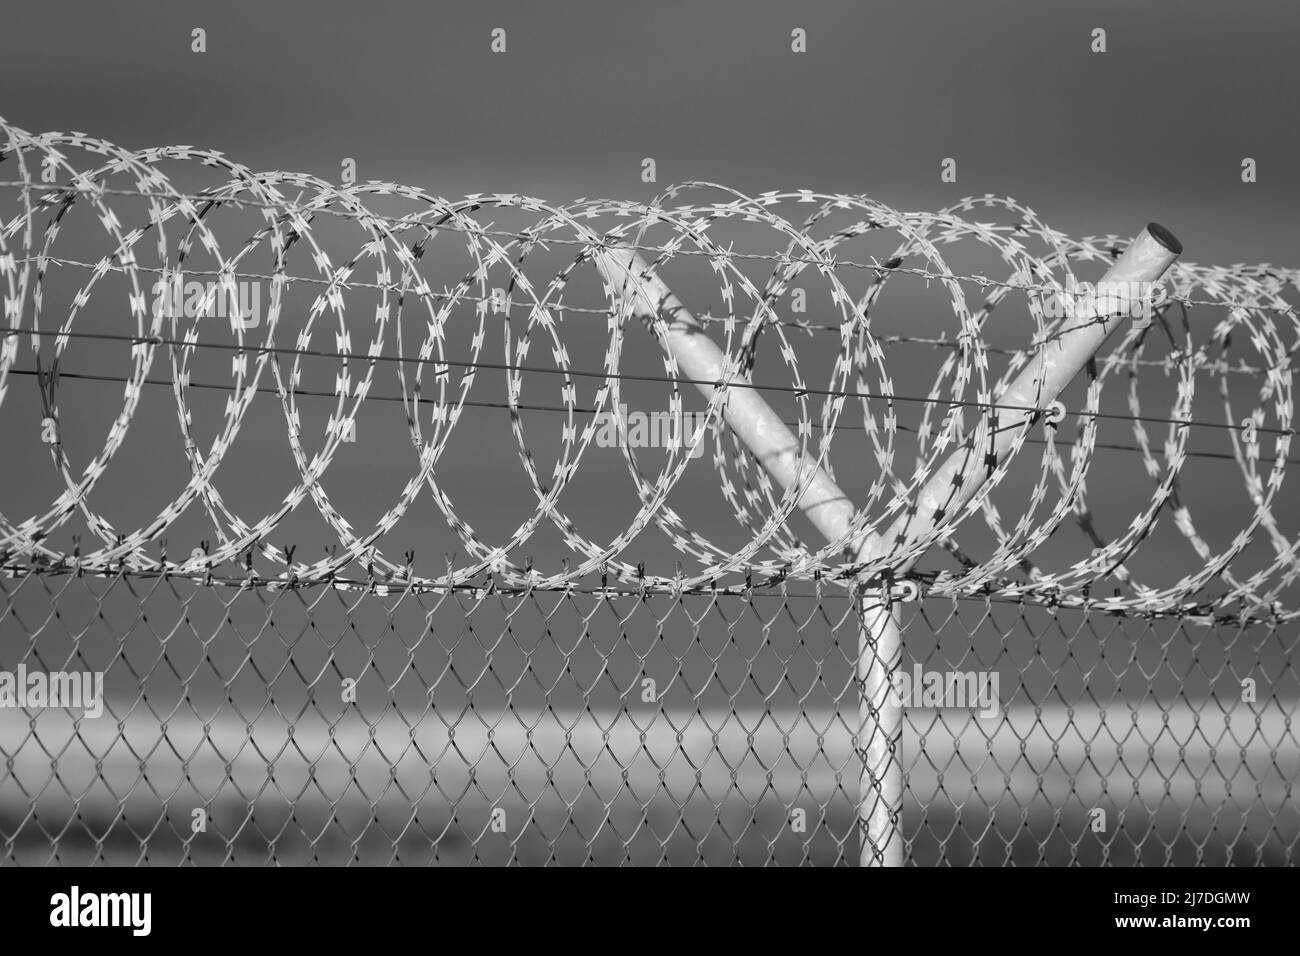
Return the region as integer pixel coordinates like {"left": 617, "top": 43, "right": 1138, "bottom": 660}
{"left": 593, "top": 247, "right": 859, "bottom": 544}
{"left": 848, "top": 223, "right": 1181, "bottom": 866}
{"left": 597, "top": 223, "right": 1181, "bottom": 868}
{"left": 854, "top": 589, "right": 904, "bottom": 865}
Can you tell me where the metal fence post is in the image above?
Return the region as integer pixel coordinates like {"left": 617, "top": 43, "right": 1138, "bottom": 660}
{"left": 592, "top": 247, "right": 860, "bottom": 543}
{"left": 870, "top": 225, "right": 1183, "bottom": 577}
{"left": 857, "top": 590, "right": 904, "bottom": 866}
{"left": 596, "top": 225, "right": 1181, "bottom": 868}
{"left": 848, "top": 223, "right": 1182, "bottom": 865}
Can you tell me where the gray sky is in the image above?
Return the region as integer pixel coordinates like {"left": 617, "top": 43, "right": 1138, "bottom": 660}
{"left": 2, "top": 0, "right": 1296, "bottom": 265}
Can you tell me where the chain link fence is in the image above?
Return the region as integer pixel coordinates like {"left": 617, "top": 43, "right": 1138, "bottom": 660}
{"left": 2, "top": 569, "right": 1295, "bottom": 865}
{"left": 1, "top": 118, "right": 1297, "bottom": 865}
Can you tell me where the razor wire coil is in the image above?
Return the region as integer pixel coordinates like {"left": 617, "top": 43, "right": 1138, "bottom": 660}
{"left": 1, "top": 119, "right": 1297, "bottom": 621}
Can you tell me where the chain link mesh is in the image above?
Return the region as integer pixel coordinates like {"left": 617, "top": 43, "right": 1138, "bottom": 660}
{"left": 1, "top": 570, "right": 1295, "bottom": 865}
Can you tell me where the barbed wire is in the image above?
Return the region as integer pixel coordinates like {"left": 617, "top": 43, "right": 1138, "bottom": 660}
{"left": 3, "top": 323, "right": 1287, "bottom": 435}
{"left": 10, "top": 364, "right": 1297, "bottom": 466}
{"left": 12, "top": 254, "right": 1292, "bottom": 379}
{"left": 0, "top": 558, "right": 1273, "bottom": 626}
{"left": 1, "top": 118, "right": 1297, "bottom": 619}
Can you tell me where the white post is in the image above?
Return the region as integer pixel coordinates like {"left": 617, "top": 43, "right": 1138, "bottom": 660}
{"left": 855, "top": 591, "right": 904, "bottom": 866}
{"left": 847, "top": 223, "right": 1181, "bottom": 866}
{"left": 594, "top": 248, "right": 859, "bottom": 543}
{"left": 595, "top": 223, "right": 1181, "bottom": 868}
{"left": 865, "top": 225, "right": 1182, "bottom": 576}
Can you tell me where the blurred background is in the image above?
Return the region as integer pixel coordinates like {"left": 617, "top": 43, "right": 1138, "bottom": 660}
{"left": 2, "top": 0, "right": 1298, "bottom": 260}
